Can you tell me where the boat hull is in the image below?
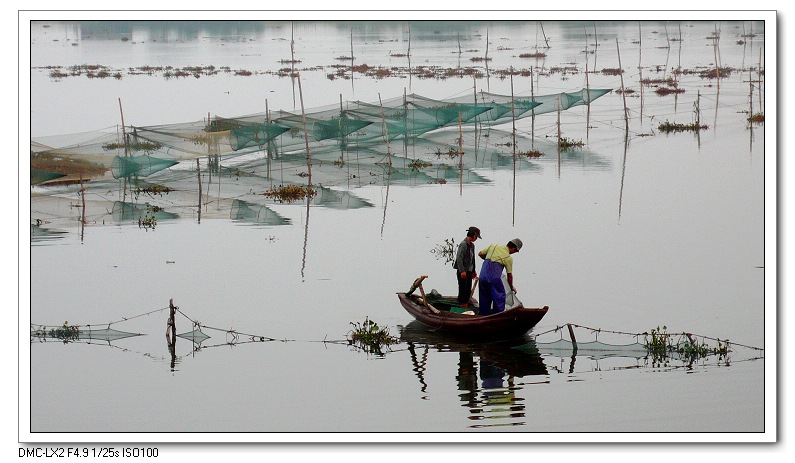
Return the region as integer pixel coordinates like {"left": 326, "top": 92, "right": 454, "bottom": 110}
{"left": 397, "top": 292, "right": 548, "bottom": 340}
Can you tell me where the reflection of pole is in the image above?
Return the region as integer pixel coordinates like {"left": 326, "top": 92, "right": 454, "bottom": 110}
{"left": 407, "top": 341, "right": 429, "bottom": 394}
{"left": 196, "top": 158, "right": 202, "bottom": 223}
{"left": 619, "top": 133, "right": 628, "bottom": 221}
{"left": 166, "top": 299, "right": 177, "bottom": 372}
{"left": 381, "top": 174, "right": 390, "bottom": 237}
{"left": 301, "top": 195, "right": 310, "bottom": 280}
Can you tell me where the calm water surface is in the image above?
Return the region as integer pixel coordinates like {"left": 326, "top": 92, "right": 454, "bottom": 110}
{"left": 23, "top": 16, "right": 772, "bottom": 443}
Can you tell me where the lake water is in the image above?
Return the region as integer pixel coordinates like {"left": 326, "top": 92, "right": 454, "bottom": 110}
{"left": 22, "top": 13, "right": 775, "bottom": 449}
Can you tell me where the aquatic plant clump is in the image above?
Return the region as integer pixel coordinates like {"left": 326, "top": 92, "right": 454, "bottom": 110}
{"left": 657, "top": 120, "right": 709, "bottom": 133}
{"left": 31, "top": 322, "right": 80, "bottom": 343}
{"left": 348, "top": 317, "right": 399, "bottom": 355}
{"left": 431, "top": 237, "right": 456, "bottom": 264}
{"left": 558, "top": 137, "right": 584, "bottom": 149}
{"left": 262, "top": 185, "right": 317, "bottom": 203}
{"left": 643, "top": 325, "right": 730, "bottom": 364}
{"left": 408, "top": 159, "right": 433, "bottom": 171}
{"left": 748, "top": 113, "right": 765, "bottom": 124}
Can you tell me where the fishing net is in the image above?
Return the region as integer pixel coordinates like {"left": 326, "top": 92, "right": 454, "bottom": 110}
{"left": 30, "top": 88, "right": 611, "bottom": 182}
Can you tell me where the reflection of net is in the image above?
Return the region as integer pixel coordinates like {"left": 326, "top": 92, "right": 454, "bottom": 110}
{"left": 30, "top": 88, "right": 611, "bottom": 181}
{"left": 533, "top": 339, "right": 649, "bottom": 360}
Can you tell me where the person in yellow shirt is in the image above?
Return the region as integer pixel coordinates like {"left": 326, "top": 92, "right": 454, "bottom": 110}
{"left": 477, "top": 238, "right": 522, "bottom": 315}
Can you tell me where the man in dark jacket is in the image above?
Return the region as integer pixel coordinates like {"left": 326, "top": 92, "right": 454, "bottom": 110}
{"left": 454, "top": 226, "right": 481, "bottom": 307}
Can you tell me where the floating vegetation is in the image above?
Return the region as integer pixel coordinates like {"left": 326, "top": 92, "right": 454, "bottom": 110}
{"left": 519, "top": 52, "right": 547, "bottom": 58}
{"left": 642, "top": 77, "right": 677, "bottom": 87}
{"left": 518, "top": 149, "right": 544, "bottom": 158}
{"left": 48, "top": 69, "right": 69, "bottom": 79}
{"left": 347, "top": 317, "right": 399, "bottom": 355}
{"left": 657, "top": 120, "right": 708, "bottom": 133}
{"left": 699, "top": 67, "right": 733, "bottom": 79}
{"left": 434, "top": 147, "right": 461, "bottom": 159}
{"left": 102, "top": 140, "right": 163, "bottom": 153}
{"left": 655, "top": 87, "right": 685, "bottom": 96}
{"left": 408, "top": 159, "right": 433, "bottom": 171}
{"left": 32, "top": 322, "right": 80, "bottom": 343}
{"left": 430, "top": 237, "right": 456, "bottom": 264}
{"left": 643, "top": 325, "right": 730, "bottom": 367}
{"left": 30, "top": 153, "right": 107, "bottom": 179}
{"left": 262, "top": 184, "right": 317, "bottom": 203}
{"left": 134, "top": 183, "right": 172, "bottom": 196}
{"left": 601, "top": 67, "right": 624, "bottom": 76}
{"left": 558, "top": 137, "right": 584, "bottom": 149}
{"left": 138, "top": 205, "right": 159, "bottom": 230}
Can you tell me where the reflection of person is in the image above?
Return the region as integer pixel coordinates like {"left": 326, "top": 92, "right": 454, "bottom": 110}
{"left": 454, "top": 226, "right": 481, "bottom": 307}
{"left": 477, "top": 238, "right": 522, "bottom": 315}
{"left": 456, "top": 352, "right": 478, "bottom": 406}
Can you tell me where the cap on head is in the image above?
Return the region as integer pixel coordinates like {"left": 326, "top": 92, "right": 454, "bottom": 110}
{"left": 467, "top": 226, "right": 482, "bottom": 239}
{"left": 509, "top": 238, "right": 523, "bottom": 251}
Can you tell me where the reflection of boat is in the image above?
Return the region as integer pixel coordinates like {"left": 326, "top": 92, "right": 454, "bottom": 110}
{"left": 397, "top": 291, "right": 548, "bottom": 340}
{"left": 399, "top": 321, "right": 548, "bottom": 378}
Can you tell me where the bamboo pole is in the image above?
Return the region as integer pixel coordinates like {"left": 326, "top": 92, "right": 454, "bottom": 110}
{"left": 378, "top": 93, "right": 392, "bottom": 166}
{"left": 297, "top": 72, "right": 313, "bottom": 183}
{"left": 530, "top": 67, "right": 535, "bottom": 145}
{"left": 350, "top": 27, "right": 355, "bottom": 91}
{"left": 291, "top": 22, "right": 296, "bottom": 109}
{"left": 407, "top": 25, "right": 412, "bottom": 89}
{"left": 458, "top": 111, "right": 463, "bottom": 196}
{"left": 166, "top": 298, "right": 176, "bottom": 338}
{"left": 196, "top": 158, "right": 202, "bottom": 223}
{"left": 540, "top": 22, "right": 550, "bottom": 48}
{"left": 616, "top": 38, "right": 629, "bottom": 130}
{"left": 567, "top": 323, "right": 578, "bottom": 353}
{"left": 118, "top": 98, "right": 128, "bottom": 157}
{"left": 510, "top": 68, "right": 517, "bottom": 225}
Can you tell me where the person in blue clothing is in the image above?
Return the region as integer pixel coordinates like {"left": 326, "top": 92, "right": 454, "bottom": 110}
{"left": 477, "top": 238, "right": 523, "bottom": 315}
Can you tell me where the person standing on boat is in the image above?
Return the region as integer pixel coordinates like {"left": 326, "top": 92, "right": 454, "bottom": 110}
{"left": 477, "top": 238, "right": 522, "bottom": 315}
{"left": 454, "top": 226, "right": 481, "bottom": 307}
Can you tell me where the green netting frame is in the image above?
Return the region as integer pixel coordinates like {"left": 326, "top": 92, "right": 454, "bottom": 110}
{"left": 111, "top": 155, "right": 179, "bottom": 179}
{"left": 230, "top": 124, "right": 291, "bottom": 150}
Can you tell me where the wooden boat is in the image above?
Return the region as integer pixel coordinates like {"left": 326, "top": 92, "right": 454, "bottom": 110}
{"left": 397, "top": 275, "right": 548, "bottom": 340}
